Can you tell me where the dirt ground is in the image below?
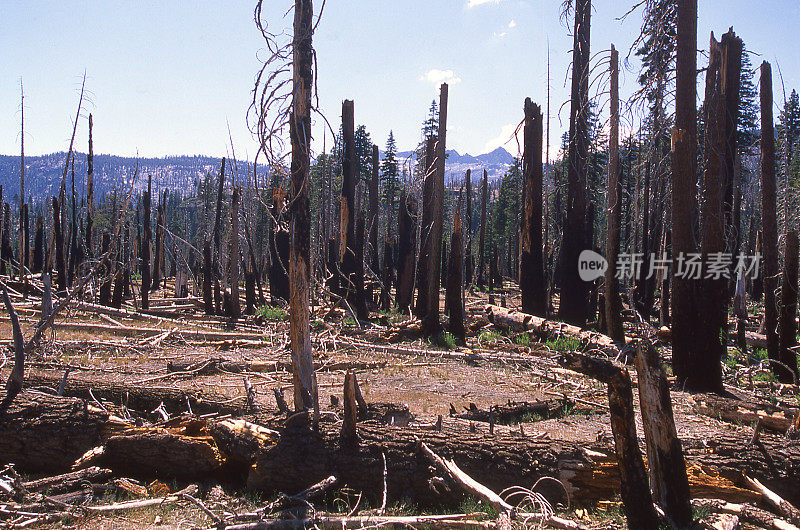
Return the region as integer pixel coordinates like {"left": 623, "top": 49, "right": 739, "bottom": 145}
{"left": 1, "top": 281, "right": 797, "bottom": 528}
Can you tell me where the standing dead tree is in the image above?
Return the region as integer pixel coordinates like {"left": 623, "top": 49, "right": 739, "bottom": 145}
{"left": 778, "top": 230, "right": 800, "bottom": 383}
{"left": 140, "top": 176, "right": 152, "bottom": 310}
{"left": 422, "top": 83, "right": 448, "bottom": 335}
{"left": 464, "top": 169, "right": 473, "bottom": 285}
{"left": 415, "top": 136, "right": 437, "bottom": 318}
{"left": 671, "top": 0, "right": 701, "bottom": 390}
{"left": 396, "top": 190, "right": 417, "bottom": 312}
{"left": 86, "top": 114, "right": 94, "bottom": 260}
{"left": 226, "top": 186, "right": 241, "bottom": 321}
{"left": 559, "top": 0, "right": 591, "bottom": 326}
{"left": 369, "top": 144, "right": 379, "bottom": 283}
{"left": 760, "top": 62, "right": 783, "bottom": 382}
{"left": 520, "top": 98, "right": 546, "bottom": 317}
{"left": 477, "top": 169, "right": 487, "bottom": 288}
{"left": 446, "top": 190, "right": 465, "bottom": 340}
{"left": 339, "top": 100, "right": 368, "bottom": 320}
{"left": 251, "top": 0, "right": 321, "bottom": 416}
{"left": 604, "top": 45, "right": 625, "bottom": 343}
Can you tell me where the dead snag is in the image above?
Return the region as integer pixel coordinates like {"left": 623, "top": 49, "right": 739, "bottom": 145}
{"left": 86, "top": 113, "right": 94, "bottom": 258}
{"left": 339, "top": 100, "right": 368, "bottom": 321}
{"left": 446, "top": 190, "right": 465, "bottom": 340}
{"left": 415, "top": 135, "right": 437, "bottom": 318}
{"left": 778, "top": 229, "right": 800, "bottom": 382}
{"left": 604, "top": 45, "right": 625, "bottom": 343}
{"left": 720, "top": 30, "right": 742, "bottom": 264}
{"left": 226, "top": 186, "right": 241, "bottom": 321}
{"left": 422, "top": 82, "right": 447, "bottom": 336}
{"left": 559, "top": 352, "right": 658, "bottom": 529}
{"left": 269, "top": 191, "right": 290, "bottom": 305}
{"left": 396, "top": 190, "right": 417, "bottom": 312}
{"left": 99, "top": 232, "right": 112, "bottom": 306}
{"left": 634, "top": 341, "right": 692, "bottom": 526}
{"left": 520, "top": 98, "right": 546, "bottom": 317}
{"left": 558, "top": 0, "right": 591, "bottom": 327}
{"left": 140, "top": 176, "right": 152, "bottom": 310}
{"left": 202, "top": 240, "right": 214, "bottom": 314}
{"left": 696, "top": 33, "right": 727, "bottom": 394}
{"left": 0, "top": 288, "right": 25, "bottom": 414}
{"left": 32, "top": 214, "right": 43, "bottom": 273}
{"left": 671, "top": 0, "right": 701, "bottom": 390}
{"left": 761, "top": 62, "right": 783, "bottom": 382}
{"left": 152, "top": 195, "right": 165, "bottom": 291}
{"left": 477, "top": 170, "right": 488, "bottom": 288}
{"left": 465, "top": 169, "right": 473, "bottom": 285}
{"left": 369, "top": 144, "right": 380, "bottom": 280}
{"left": 52, "top": 196, "right": 67, "bottom": 293}
{"left": 287, "top": 0, "right": 319, "bottom": 415}
{"left": 380, "top": 239, "right": 394, "bottom": 311}
{"left": 342, "top": 371, "right": 358, "bottom": 444}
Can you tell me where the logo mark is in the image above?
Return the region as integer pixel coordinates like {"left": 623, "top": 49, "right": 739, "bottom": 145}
{"left": 578, "top": 249, "right": 608, "bottom": 282}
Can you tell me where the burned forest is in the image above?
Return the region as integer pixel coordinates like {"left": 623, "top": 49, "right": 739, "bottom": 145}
{"left": 2, "top": 1, "right": 800, "bottom": 529}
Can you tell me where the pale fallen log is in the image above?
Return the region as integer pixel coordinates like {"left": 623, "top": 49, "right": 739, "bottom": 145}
{"left": 166, "top": 358, "right": 386, "bottom": 375}
{"left": 690, "top": 393, "right": 797, "bottom": 433}
{"left": 49, "top": 320, "right": 264, "bottom": 342}
{"left": 85, "top": 484, "right": 198, "bottom": 513}
{"left": 692, "top": 499, "right": 800, "bottom": 530}
{"left": 744, "top": 476, "right": 800, "bottom": 527}
{"left": 419, "top": 440, "right": 515, "bottom": 515}
{"left": 484, "top": 305, "right": 619, "bottom": 354}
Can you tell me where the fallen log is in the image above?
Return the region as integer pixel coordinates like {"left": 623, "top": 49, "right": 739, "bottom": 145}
{"left": 0, "top": 391, "right": 107, "bottom": 473}
{"left": 656, "top": 326, "right": 767, "bottom": 349}
{"left": 24, "top": 373, "right": 249, "bottom": 416}
{"left": 484, "top": 305, "right": 619, "bottom": 354}
{"left": 166, "top": 358, "right": 386, "bottom": 376}
{"left": 453, "top": 400, "right": 573, "bottom": 424}
{"left": 20, "top": 466, "right": 112, "bottom": 495}
{"left": 49, "top": 321, "right": 264, "bottom": 342}
{"left": 690, "top": 393, "right": 797, "bottom": 433}
{"left": 692, "top": 499, "right": 800, "bottom": 530}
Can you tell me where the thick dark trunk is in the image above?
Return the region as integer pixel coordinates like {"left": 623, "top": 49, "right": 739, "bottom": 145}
{"left": 140, "top": 177, "right": 152, "bottom": 310}
{"left": 778, "top": 229, "right": 800, "bottom": 382}
{"left": 477, "top": 170, "right": 488, "bottom": 288}
{"left": 558, "top": 0, "right": 591, "bottom": 326}
{"left": 53, "top": 197, "right": 67, "bottom": 293}
{"left": 446, "top": 192, "right": 465, "bottom": 340}
{"left": 415, "top": 137, "right": 437, "bottom": 317}
{"left": 520, "top": 98, "right": 547, "bottom": 317}
{"left": 396, "top": 191, "right": 417, "bottom": 312}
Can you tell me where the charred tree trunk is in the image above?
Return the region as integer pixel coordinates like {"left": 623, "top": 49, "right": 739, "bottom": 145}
{"left": 415, "top": 136, "right": 437, "bottom": 318}
{"left": 422, "top": 83, "right": 448, "bottom": 335}
{"left": 778, "top": 229, "right": 800, "bottom": 382}
{"left": 558, "top": 0, "right": 591, "bottom": 326}
{"left": 226, "top": 187, "right": 241, "bottom": 321}
{"left": 140, "top": 176, "right": 152, "bottom": 310}
{"left": 369, "top": 144, "right": 379, "bottom": 281}
{"left": 396, "top": 191, "right": 417, "bottom": 312}
{"left": 465, "top": 169, "right": 473, "bottom": 285}
{"left": 695, "top": 33, "right": 727, "bottom": 394}
{"left": 520, "top": 98, "right": 546, "bottom": 317}
{"left": 99, "top": 232, "right": 112, "bottom": 306}
{"left": 477, "top": 170, "right": 488, "bottom": 288}
{"left": 339, "top": 100, "right": 368, "bottom": 321}
{"left": 53, "top": 197, "right": 67, "bottom": 293}
{"left": 446, "top": 191, "right": 465, "bottom": 340}
{"left": 671, "top": 0, "right": 701, "bottom": 389}
{"left": 760, "top": 62, "right": 782, "bottom": 382}
{"left": 32, "top": 215, "right": 43, "bottom": 274}
{"left": 86, "top": 114, "right": 94, "bottom": 259}
{"left": 287, "top": 0, "right": 319, "bottom": 414}
{"left": 203, "top": 240, "right": 214, "bottom": 314}
{"left": 604, "top": 46, "right": 625, "bottom": 343}
{"left": 380, "top": 239, "right": 394, "bottom": 311}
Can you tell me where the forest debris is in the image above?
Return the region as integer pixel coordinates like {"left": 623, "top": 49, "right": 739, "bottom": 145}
{"left": 690, "top": 393, "right": 797, "bottom": 433}
{"left": 744, "top": 475, "right": 800, "bottom": 526}
{"left": 692, "top": 499, "right": 800, "bottom": 530}
{"left": 484, "top": 304, "right": 619, "bottom": 354}
{"left": 419, "top": 440, "right": 514, "bottom": 515}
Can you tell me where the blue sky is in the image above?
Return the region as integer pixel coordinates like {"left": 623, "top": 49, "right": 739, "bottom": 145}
{"left": 1, "top": 1, "right": 799, "bottom": 161}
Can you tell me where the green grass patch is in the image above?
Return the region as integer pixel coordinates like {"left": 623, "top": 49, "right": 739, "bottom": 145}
{"left": 479, "top": 330, "right": 502, "bottom": 343}
{"left": 430, "top": 331, "right": 458, "bottom": 350}
{"left": 256, "top": 305, "right": 287, "bottom": 321}
{"left": 545, "top": 336, "right": 582, "bottom": 352}
{"left": 513, "top": 333, "right": 532, "bottom": 346}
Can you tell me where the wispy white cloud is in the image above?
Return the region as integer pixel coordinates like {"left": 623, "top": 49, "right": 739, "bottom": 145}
{"left": 420, "top": 69, "right": 462, "bottom": 85}
{"left": 508, "top": 19, "right": 517, "bottom": 28}
{"left": 484, "top": 122, "right": 521, "bottom": 154}
{"left": 493, "top": 31, "right": 508, "bottom": 38}
{"left": 467, "top": 0, "right": 501, "bottom": 8}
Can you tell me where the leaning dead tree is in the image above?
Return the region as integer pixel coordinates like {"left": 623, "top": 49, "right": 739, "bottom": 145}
{"left": 520, "top": 98, "right": 546, "bottom": 317}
